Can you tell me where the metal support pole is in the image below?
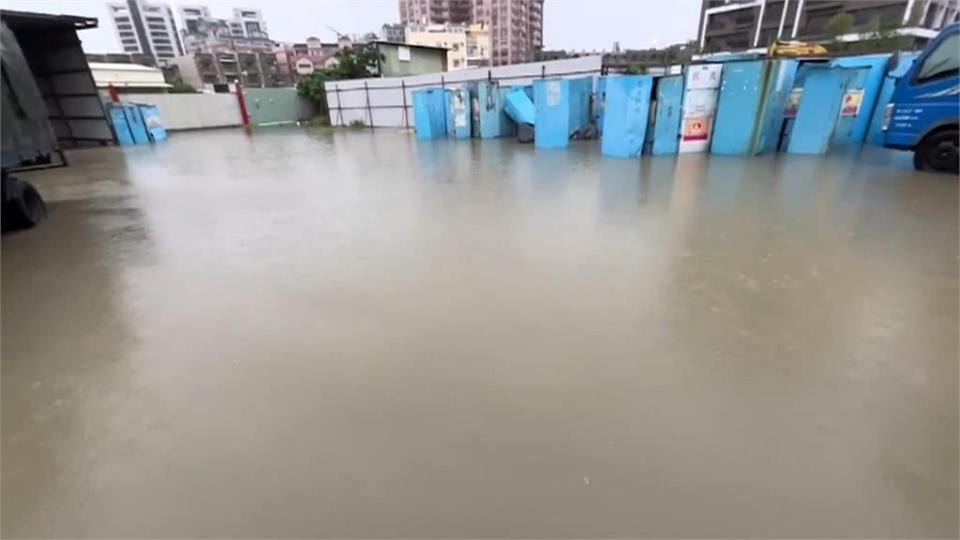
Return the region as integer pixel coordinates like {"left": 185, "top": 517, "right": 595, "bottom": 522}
{"left": 364, "top": 81, "right": 373, "bottom": 128}
{"left": 541, "top": 65, "right": 546, "bottom": 79}
{"left": 335, "top": 85, "right": 344, "bottom": 126}
{"left": 401, "top": 79, "right": 409, "bottom": 129}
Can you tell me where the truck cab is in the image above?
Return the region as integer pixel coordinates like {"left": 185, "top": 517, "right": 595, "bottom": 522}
{"left": 884, "top": 22, "right": 959, "bottom": 173}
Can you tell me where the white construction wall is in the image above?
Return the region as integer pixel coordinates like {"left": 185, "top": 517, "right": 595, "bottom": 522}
{"left": 120, "top": 93, "right": 242, "bottom": 130}
{"left": 325, "top": 56, "right": 604, "bottom": 128}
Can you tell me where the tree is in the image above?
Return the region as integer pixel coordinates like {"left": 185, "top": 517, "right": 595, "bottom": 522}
{"left": 297, "top": 70, "right": 327, "bottom": 103}
{"left": 169, "top": 80, "right": 198, "bottom": 93}
{"left": 327, "top": 45, "right": 385, "bottom": 80}
{"left": 825, "top": 12, "right": 854, "bottom": 42}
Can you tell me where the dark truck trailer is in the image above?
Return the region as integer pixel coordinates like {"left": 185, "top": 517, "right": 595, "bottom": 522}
{"left": 1, "top": 10, "right": 109, "bottom": 231}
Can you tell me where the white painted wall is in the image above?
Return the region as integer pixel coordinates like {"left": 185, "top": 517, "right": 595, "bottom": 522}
{"left": 325, "top": 55, "right": 604, "bottom": 128}
{"left": 121, "top": 93, "right": 242, "bottom": 130}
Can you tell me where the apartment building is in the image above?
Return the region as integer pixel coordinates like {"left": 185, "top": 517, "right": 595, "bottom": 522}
{"left": 178, "top": 5, "right": 272, "bottom": 55}
{"left": 476, "top": 0, "right": 543, "bottom": 65}
{"left": 107, "top": 0, "right": 184, "bottom": 65}
{"left": 464, "top": 23, "right": 492, "bottom": 67}
{"left": 399, "top": 0, "right": 472, "bottom": 24}
{"left": 172, "top": 50, "right": 286, "bottom": 88}
{"left": 398, "top": 0, "right": 542, "bottom": 66}
{"left": 380, "top": 23, "right": 407, "bottom": 43}
{"left": 230, "top": 8, "right": 268, "bottom": 39}
{"left": 404, "top": 23, "right": 491, "bottom": 69}
{"left": 697, "top": 0, "right": 960, "bottom": 51}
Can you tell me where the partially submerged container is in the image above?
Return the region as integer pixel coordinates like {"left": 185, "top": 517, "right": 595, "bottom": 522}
{"left": 828, "top": 54, "right": 890, "bottom": 147}
{"left": 532, "top": 77, "right": 593, "bottom": 149}
{"left": 411, "top": 88, "right": 448, "bottom": 140}
{"left": 446, "top": 86, "right": 471, "bottom": 139}
{"left": 651, "top": 74, "right": 684, "bottom": 155}
{"left": 475, "top": 80, "right": 514, "bottom": 139}
{"left": 787, "top": 66, "right": 857, "bottom": 154}
{"left": 503, "top": 86, "right": 536, "bottom": 126}
{"left": 710, "top": 59, "right": 798, "bottom": 155}
{"left": 600, "top": 75, "right": 653, "bottom": 158}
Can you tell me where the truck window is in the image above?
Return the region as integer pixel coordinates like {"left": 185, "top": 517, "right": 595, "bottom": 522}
{"left": 916, "top": 33, "right": 960, "bottom": 83}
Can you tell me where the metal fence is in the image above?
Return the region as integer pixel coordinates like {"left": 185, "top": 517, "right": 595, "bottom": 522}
{"left": 324, "top": 56, "right": 604, "bottom": 128}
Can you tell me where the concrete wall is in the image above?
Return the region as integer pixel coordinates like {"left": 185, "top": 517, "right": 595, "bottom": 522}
{"left": 326, "top": 55, "right": 603, "bottom": 128}
{"left": 244, "top": 87, "right": 315, "bottom": 125}
{"left": 122, "top": 93, "right": 241, "bottom": 130}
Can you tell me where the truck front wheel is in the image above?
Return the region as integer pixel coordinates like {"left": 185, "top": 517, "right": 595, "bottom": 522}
{"left": 914, "top": 128, "right": 959, "bottom": 174}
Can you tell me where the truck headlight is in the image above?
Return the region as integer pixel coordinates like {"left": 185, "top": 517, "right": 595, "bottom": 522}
{"left": 882, "top": 103, "right": 893, "bottom": 131}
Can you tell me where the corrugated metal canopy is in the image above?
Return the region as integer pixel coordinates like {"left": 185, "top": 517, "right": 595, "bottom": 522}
{"left": 0, "top": 9, "right": 97, "bottom": 31}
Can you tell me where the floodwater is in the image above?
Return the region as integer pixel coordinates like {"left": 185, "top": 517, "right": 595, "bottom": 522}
{"left": 3, "top": 128, "right": 957, "bottom": 538}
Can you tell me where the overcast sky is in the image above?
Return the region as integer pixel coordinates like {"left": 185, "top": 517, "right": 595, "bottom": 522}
{"left": 4, "top": 0, "right": 701, "bottom": 53}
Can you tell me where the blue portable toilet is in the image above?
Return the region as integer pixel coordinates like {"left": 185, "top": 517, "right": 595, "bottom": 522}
{"left": 446, "top": 86, "right": 471, "bottom": 139}
{"left": 503, "top": 86, "right": 536, "bottom": 126}
{"left": 137, "top": 104, "right": 167, "bottom": 142}
{"left": 600, "top": 75, "right": 653, "bottom": 158}
{"left": 711, "top": 60, "right": 767, "bottom": 154}
{"left": 828, "top": 54, "right": 890, "bottom": 146}
{"left": 866, "top": 52, "right": 919, "bottom": 146}
{"left": 533, "top": 78, "right": 592, "bottom": 149}
{"left": 107, "top": 104, "right": 135, "bottom": 146}
{"left": 122, "top": 104, "right": 149, "bottom": 144}
{"left": 411, "top": 88, "right": 448, "bottom": 140}
{"left": 712, "top": 59, "right": 798, "bottom": 154}
{"left": 788, "top": 67, "right": 855, "bottom": 154}
{"left": 476, "top": 80, "right": 513, "bottom": 139}
{"left": 754, "top": 59, "right": 799, "bottom": 153}
{"left": 533, "top": 78, "right": 571, "bottom": 148}
{"left": 652, "top": 74, "right": 684, "bottom": 155}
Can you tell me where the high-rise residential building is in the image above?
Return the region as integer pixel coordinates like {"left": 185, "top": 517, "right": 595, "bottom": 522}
{"left": 399, "top": 0, "right": 472, "bottom": 24}
{"left": 230, "top": 8, "right": 268, "bottom": 39}
{"left": 475, "top": 0, "right": 543, "bottom": 65}
{"left": 178, "top": 5, "right": 273, "bottom": 55}
{"left": 380, "top": 23, "right": 407, "bottom": 42}
{"left": 398, "top": 0, "right": 542, "bottom": 66}
{"left": 107, "top": 0, "right": 184, "bottom": 65}
{"left": 697, "top": 0, "right": 959, "bottom": 52}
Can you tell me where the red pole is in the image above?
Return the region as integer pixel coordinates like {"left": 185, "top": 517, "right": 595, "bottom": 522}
{"left": 235, "top": 82, "right": 251, "bottom": 134}
{"left": 107, "top": 83, "right": 120, "bottom": 103}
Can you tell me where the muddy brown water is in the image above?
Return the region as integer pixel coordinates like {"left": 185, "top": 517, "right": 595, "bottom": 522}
{"left": 2, "top": 128, "right": 957, "bottom": 537}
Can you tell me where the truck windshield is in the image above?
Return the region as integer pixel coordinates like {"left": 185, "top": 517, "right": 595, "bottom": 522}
{"left": 916, "top": 33, "right": 960, "bottom": 83}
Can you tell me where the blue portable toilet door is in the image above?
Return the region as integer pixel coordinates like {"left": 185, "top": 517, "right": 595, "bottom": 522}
{"left": 787, "top": 68, "right": 851, "bottom": 154}
{"left": 123, "top": 105, "right": 150, "bottom": 144}
{"left": 447, "top": 87, "right": 471, "bottom": 139}
{"left": 107, "top": 105, "right": 135, "bottom": 146}
{"left": 754, "top": 59, "right": 798, "bottom": 154}
{"left": 600, "top": 75, "right": 653, "bottom": 158}
{"left": 652, "top": 75, "right": 684, "bottom": 155}
{"left": 830, "top": 67, "right": 868, "bottom": 147}
{"left": 711, "top": 60, "right": 765, "bottom": 155}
